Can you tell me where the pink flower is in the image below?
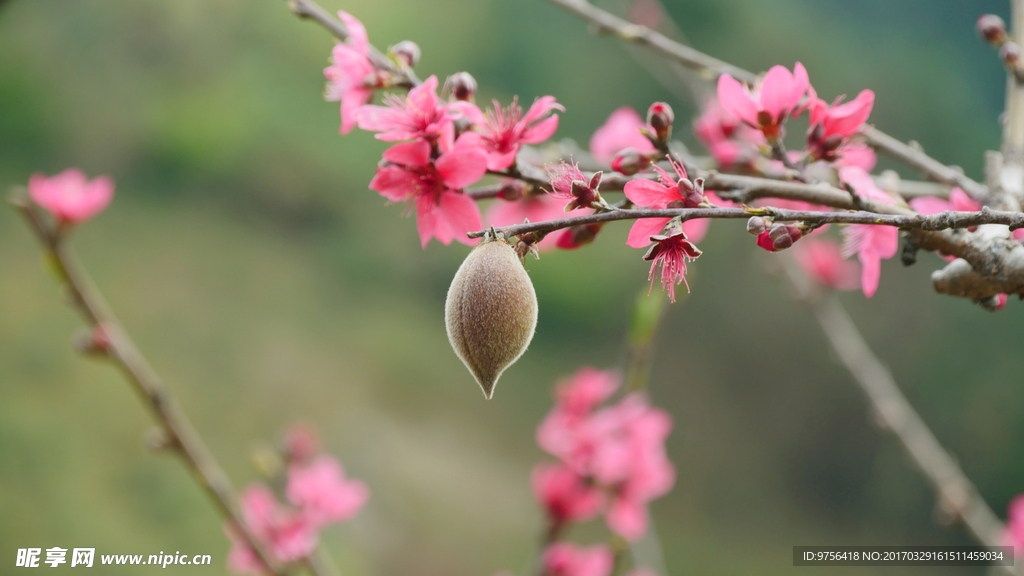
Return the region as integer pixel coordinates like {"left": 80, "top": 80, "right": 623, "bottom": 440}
{"left": 793, "top": 238, "right": 860, "bottom": 291}
{"left": 996, "top": 293, "right": 1009, "bottom": 310}
{"left": 355, "top": 76, "right": 458, "bottom": 144}
{"left": 643, "top": 229, "right": 702, "bottom": 303}
{"left": 1002, "top": 494, "right": 1024, "bottom": 559}
{"left": 532, "top": 463, "right": 603, "bottom": 524}
{"left": 1014, "top": 228, "right": 1024, "bottom": 242}
{"left": 536, "top": 368, "right": 675, "bottom": 541}
{"left": 455, "top": 96, "right": 564, "bottom": 170}
{"left": 543, "top": 543, "right": 614, "bottom": 576}
{"left": 623, "top": 157, "right": 703, "bottom": 248}
{"left": 485, "top": 193, "right": 586, "bottom": 251}
{"left": 229, "top": 485, "right": 319, "bottom": 569}
{"left": 28, "top": 169, "right": 114, "bottom": 224}
{"left": 838, "top": 167, "right": 898, "bottom": 298}
{"left": 369, "top": 135, "right": 487, "bottom": 248}
{"left": 693, "top": 98, "right": 764, "bottom": 168}
{"left": 589, "top": 107, "right": 656, "bottom": 165}
{"left": 546, "top": 160, "right": 604, "bottom": 211}
{"left": 808, "top": 90, "right": 874, "bottom": 140}
{"left": 323, "top": 11, "right": 377, "bottom": 134}
{"left": 716, "top": 63, "right": 809, "bottom": 139}
{"left": 286, "top": 456, "right": 369, "bottom": 530}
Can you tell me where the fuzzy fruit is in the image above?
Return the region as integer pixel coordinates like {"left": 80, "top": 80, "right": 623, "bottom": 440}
{"left": 445, "top": 238, "right": 538, "bottom": 399}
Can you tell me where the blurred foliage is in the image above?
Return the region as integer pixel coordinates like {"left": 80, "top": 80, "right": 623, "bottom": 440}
{"left": 0, "top": 0, "right": 1022, "bottom": 574}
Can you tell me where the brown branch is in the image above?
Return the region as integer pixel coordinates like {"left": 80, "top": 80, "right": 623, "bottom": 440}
{"left": 540, "top": 0, "right": 989, "bottom": 201}
{"left": 466, "top": 205, "right": 1024, "bottom": 239}
{"left": 781, "top": 260, "right": 1011, "bottom": 568}
{"left": 10, "top": 192, "right": 287, "bottom": 576}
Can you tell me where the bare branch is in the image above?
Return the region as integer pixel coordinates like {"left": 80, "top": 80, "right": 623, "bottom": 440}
{"left": 781, "top": 261, "right": 1011, "bottom": 566}
{"left": 11, "top": 193, "right": 287, "bottom": 576}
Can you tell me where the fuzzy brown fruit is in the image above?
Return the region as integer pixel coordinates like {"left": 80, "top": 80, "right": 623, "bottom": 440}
{"left": 445, "top": 238, "right": 538, "bottom": 399}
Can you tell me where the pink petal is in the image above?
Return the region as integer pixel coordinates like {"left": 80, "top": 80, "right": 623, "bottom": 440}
{"left": 870, "top": 225, "right": 899, "bottom": 259}
{"left": 437, "top": 147, "right": 488, "bottom": 189}
{"left": 438, "top": 190, "right": 482, "bottom": 246}
{"left": 717, "top": 74, "right": 759, "bottom": 126}
{"left": 950, "top": 188, "right": 982, "bottom": 212}
{"left": 354, "top": 104, "right": 395, "bottom": 133}
{"left": 626, "top": 218, "right": 671, "bottom": 248}
{"left": 415, "top": 196, "right": 443, "bottom": 248}
{"left": 369, "top": 165, "right": 419, "bottom": 202}
{"left": 789, "top": 62, "right": 810, "bottom": 110}
{"left": 859, "top": 252, "right": 882, "bottom": 298}
{"left": 521, "top": 114, "right": 560, "bottom": 144}
{"left": 486, "top": 148, "right": 520, "bottom": 171}
{"left": 624, "top": 178, "right": 675, "bottom": 208}
{"left": 826, "top": 89, "right": 874, "bottom": 137}
{"left": 589, "top": 107, "right": 655, "bottom": 163}
{"left": 450, "top": 101, "right": 486, "bottom": 126}
{"left": 606, "top": 496, "right": 648, "bottom": 542}
{"left": 407, "top": 75, "right": 440, "bottom": 116}
{"left": 522, "top": 95, "right": 564, "bottom": 125}
{"left": 337, "top": 11, "right": 368, "bottom": 52}
{"left": 681, "top": 217, "right": 710, "bottom": 243}
{"left": 909, "top": 196, "right": 951, "bottom": 215}
{"left": 382, "top": 140, "right": 431, "bottom": 167}
{"left": 758, "top": 65, "right": 796, "bottom": 120}
{"left": 340, "top": 88, "right": 371, "bottom": 135}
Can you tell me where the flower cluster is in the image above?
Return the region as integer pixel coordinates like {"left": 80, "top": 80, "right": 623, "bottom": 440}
{"left": 226, "top": 427, "right": 368, "bottom": 574}
{"left": 534, "top": 367, "right": 675, "bottom": 542}
{"left": 28, "top": 168, "right": 114, "bottom": 225}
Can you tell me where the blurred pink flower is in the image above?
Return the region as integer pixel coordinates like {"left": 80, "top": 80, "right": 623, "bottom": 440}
{"left": 28, "top": 169, "right": 114, "bottom": 224}
{"left": 287, "top": 455, "right": 369, "bottom": 530}
{"left": 532, "top": 462, "right": 603, "bottom": 524}
{"left": 356, "top": 75, "right": 458, "bottom": 144}
{"left": 1002, "top": 494, "right": 1024, "bottom": 559}
{"left": 909, "top": 188, "right": 982, "bottom": 214}
{"left": 282, "top": 423, "right": 320, "bottom": 465}
{"left": 717, "top": 63, "right": 809, "bottom": 139}
{"left": 623, "top": 157, "right": 703, "bottom": 248}
{"left": 839, "top": 167, "right": 899, "bottom": 298}
{"left": 543, "top": 543, "right": 614, "bottom": 576}
{"left": 454, "top": 96, "right": 563, "bottom": 170}
{"left": 834, "top": 143, "right": 877, "bottom": 171}
{"left": 323, "top": 11, "right": 376, "bottom": 134}
{"left": 808, "top": 89, "right": 874, "bottom": 140}
{"left": 693, "top": 98, "right": 763, "bottom": 168}
{"left": 643, "top": 229, "right": 702, "bottom": 303}
{"left": 369, "top": 135, "right": 486, "bottom": 248}
{"left": 996, "top": 293, "right": 1009, "bottom": 310}
{"left": 793, "top": 238, "right": 860, "bottom": 291}
{"left": 589, "top": 107, "right": 656, "bottom": 165}
{"left": 229, "top": 485, "right": 319, "bottom": 570}
{"left": 1014, "top": 228, "right": 1024, "bottom": 241}
{"left": 485, "top": 193, "right": 586, "bottom": 251}
{"left": 537, "top": 368, "right": 675, "bottom": 541}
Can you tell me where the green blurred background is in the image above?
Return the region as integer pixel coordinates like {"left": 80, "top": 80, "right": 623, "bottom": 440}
{"left": 1, "top": 0, "right": 1021, "bottom": 574}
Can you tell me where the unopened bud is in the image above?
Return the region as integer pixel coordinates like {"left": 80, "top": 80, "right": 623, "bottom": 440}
{"left": 556, "top": 223, "right": 604, "bottom": 250}
{"left": 977, "top": 14, "right": 1007, "bottom": 45}
{"left": 746, "top": 216, "right": 767, "bottom": 236}
{"left": 646, "top": 102, "right": 674, "bottom": 141}
{"left": 143, "top": 427, "right": 175, "bottom": 453}
{"left": 445, "top": 238, "right": 537, "bottom": 399}
{"left": 449, "top": 71, "right": 477, "bottom": 101}
{"left": 496, "top": 180, "right": 526, "bottom": 201}
{"left": 251, "top": 443, "right": 284, "bottom": 478}
{"left": 72, "top": 324, "right": 112, "bottom": 357}
{"left": 1001, "top": 41, "right": 1021, "bottom": 67}
{"left": 610, "top": 147, "right": 652, "bottom": 175}
{"left": 282, "top": 423, "right": 320, "bottom": 464}
{"left": 391, "top": 40, "right": 421, "bottom": 68}
{"left": 768, "top": 224, "right": 803, "bottom": 251}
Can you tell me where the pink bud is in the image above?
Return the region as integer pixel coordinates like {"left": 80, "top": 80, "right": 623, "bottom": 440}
{"left": 646, "top": 102, "right": 673, "bottom": 141}
{"left": 1002, "top": 41, "right": 1021, "bottom": 66}
{"left": 448, "top": 71, "right": 477, "bottom": 101}
{"left": 391, "top": 40, "right": 421, "bottom": 68}
{"left": 610, "top": 147, "right": 652, "bottom": 175}
{"left": 977, "top": 14, "right": 1007, "bottom": 44}
{"left": 746, "top": 216, "right": 767, "bottom": 236}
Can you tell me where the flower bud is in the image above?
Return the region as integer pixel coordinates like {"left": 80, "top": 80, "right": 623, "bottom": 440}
{"left": 646, "top": 102, "right": 674, "bottom": 141}
{"left": 391, "top": 40, "right": 421, "bottom": 68}
{"left": 610, "top": 147, "right": 652, "bottom": 175}
{"left": 496, "top": 179, "right": 526, "bottom": 201}
{"left": 1002, "top": 41, "right": 1022, "bottom": 67}
{"left": 767, "top": 224, "right": 803, "bottom": 251}
{"left": 72, "top": 324, "right": 112, "bottom": 357}
{"left": 746, "top": 216, "right": 767, "bottom": 236}
{"left": 445, "top": 238, "right": 538, "bottom": 398}
{"left": 448, "top": 71, "right": 477, "bottom": 102}
{"left": 977, "top": 14, "right": 1007, "bottom": 45}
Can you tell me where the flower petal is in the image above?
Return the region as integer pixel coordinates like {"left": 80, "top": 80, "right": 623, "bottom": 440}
{"left": 437, "top": 148, "right": 488, "bottom": 189}
{"left": 382, "top": 140, "right": 432, "bottom": 167}
{"left": 626, "top": 218, "right": 671, "bottom": 248}
{"left": 717, "top": 74, "right": 759, "bottom": 126}
{"left": 624, "top": 178, "right": 675, "bottom": 208}
{"left": 521, "top": 114, "right": 560, "bottom": 144}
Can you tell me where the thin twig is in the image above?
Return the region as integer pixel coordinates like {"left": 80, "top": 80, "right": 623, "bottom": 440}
{"left": 780, "top": 260, "right": 1011, "bottom": 571}
{"left": 540, "top": 0, "right": 989, "bottom": 201}
{"left": 467, "top": 205, "right": 1024, "bottom": 239}
{"left": 11, "top": 194, "right": 287, "bottom": 576}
